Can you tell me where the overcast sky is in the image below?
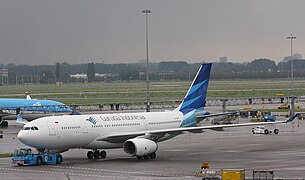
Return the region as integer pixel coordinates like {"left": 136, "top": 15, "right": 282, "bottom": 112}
{"left": 0, "top": 0, "right": 305, "bottom": 65}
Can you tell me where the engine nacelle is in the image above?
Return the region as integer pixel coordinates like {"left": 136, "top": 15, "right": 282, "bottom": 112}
{"left": 123, "top": 138, "right": 158, "bottom": 156}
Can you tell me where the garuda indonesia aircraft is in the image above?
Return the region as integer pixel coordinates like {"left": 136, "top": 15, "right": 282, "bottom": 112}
{"left": 17, "top": 63, "right": 297, "bottom": 160}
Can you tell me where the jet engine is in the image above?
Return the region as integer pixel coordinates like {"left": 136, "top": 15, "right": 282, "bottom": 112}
{"left": 123, "top": 138, "right": 158, "bottom": 156}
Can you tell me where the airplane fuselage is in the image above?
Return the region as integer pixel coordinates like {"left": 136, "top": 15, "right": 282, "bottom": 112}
{"left": 18, "top": 111, "right": 184, "bottom": 151}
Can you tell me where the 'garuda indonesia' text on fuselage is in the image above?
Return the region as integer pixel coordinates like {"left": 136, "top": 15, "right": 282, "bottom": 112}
{"left": 17, "top": 63, "right": 297, "bottom": 160}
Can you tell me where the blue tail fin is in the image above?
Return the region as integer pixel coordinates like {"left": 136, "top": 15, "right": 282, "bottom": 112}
{"left": 16, "top": 113, "right": 23, "bottom": 123}
{"left": 176, "top": 63, "right": 212, "bottom": 127}
{"left": 176, "top": 63, "right": 212, "bottom": 115}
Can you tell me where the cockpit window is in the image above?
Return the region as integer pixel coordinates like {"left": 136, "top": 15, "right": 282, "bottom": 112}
{"left": 22, "top": 126, "right": 39, "bottom": 130}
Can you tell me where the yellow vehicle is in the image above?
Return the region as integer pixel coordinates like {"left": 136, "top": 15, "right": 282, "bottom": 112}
{"left": 278, "top": 104, "right": 290, "bottom": 109}
{"left": 242, "top": 107, "right": 251, "bottom": 110}
{"left": 221, "top": 169, "right": 245, "bottom": 180}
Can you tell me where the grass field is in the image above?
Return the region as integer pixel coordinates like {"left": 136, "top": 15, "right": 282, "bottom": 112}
{"left": 0, "top": 154, "right": 13, "bottom": 158}
{"left": 0, "top": 79, "right": 305, "bottom": 104}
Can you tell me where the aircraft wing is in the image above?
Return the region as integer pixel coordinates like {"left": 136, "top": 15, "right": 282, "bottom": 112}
{"left": 96, "top": 114, "right": 299, "bottom": 143}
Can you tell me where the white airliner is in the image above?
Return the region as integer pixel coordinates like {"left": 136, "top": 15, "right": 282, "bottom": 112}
{"left": 17, "top": 63, "right": 298, "bottom": 160}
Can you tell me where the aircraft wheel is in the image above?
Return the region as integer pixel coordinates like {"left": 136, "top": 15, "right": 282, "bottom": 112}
{"left": 252, "top": 131, "right": 255, "bottom": 134}
{"left": 87, "top": 151, "right": 94, "bottom": 159}
{"left": 56, "top": 154, "right": 63, "bottom": 164}
{"left": 37, "top": 148, "right": 45, "bottom": 154}
{"left": 136, "top": 156, "right": 143, "bottom": 160}
{"left": 274, "top": 129, "right": 279, "bottom": 134}
{"left": 149, "top": 152, "right": 156, "bottom": 159}
{"left": 36, "top": 156, "right": 43, "bottom": 165}
{"left": 100, "top": 151, "right": 106, "bottom": 159}
{"left": 143, "top": 155, "right": 150, "bottom": 159}
{"left": 94, "top": 150, "right": 100, "bottom": 159}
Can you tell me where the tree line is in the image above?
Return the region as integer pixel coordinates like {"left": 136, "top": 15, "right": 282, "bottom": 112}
{"left": 2, "top": 58, "right": 305, "bottom": 84}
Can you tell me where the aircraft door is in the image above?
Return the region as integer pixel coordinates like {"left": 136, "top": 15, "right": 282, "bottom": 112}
{"left": 80, "top": 119, "right": 89, "bottom": 134}
{"left": 142, "top": 116, "right": 149, "bottom": 131}
{"left": 47, "top": 122, "right": 56, "bottom": 136}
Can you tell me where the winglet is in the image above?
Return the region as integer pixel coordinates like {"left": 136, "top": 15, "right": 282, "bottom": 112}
{"left": 285, "top": 113, "right": 300, "bottom": 123}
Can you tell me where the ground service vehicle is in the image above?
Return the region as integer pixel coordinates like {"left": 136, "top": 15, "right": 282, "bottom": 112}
{"left": 253, "top": 170, "right": 274, "bottom": 180}
{"left": 263, "top": 115, "right": 276, "bottom": 122}
{"left": 221, "top": 169, "right": 245, "bottom": 180}
{"left": 278, "top": 104, "right": 290, "bottom": 109}
{"left": 12, "top": 148, "right": 63, "bottom": 166}
{"left": 195, "top": 162, "right": 221, "bottom": 179}
{"left": 252, "top": 126, "right": 279, "bottom": 134}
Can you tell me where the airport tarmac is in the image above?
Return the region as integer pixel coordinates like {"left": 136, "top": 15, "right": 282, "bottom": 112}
{"left": 1, "top": 114, "right": 305, "bottom": 179}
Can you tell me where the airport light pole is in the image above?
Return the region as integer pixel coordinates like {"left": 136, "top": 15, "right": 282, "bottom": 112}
{"left": 287, "top": 34, "right": 296, "bottom": 93}
{"left": 287, "top": 34, "right": 296, "bottom": 117}
{"left": 142, "top": 9, "right": 151, "bottom": 112}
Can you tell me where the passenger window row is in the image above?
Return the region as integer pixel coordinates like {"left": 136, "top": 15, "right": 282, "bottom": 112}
{"left": 148, "top": 120, "right": 180, "bottom": 125}
{"left": 92, "top": 125, "right": 103, "bottom": 128}
{"left": 62, "top": 126, "right": 81, "bottom": 129}
{"left": 112, "top": 123, "right": 140, "bottom": 127}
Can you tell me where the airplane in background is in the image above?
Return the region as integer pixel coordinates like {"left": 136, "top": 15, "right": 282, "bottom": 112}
{"left": 0, "top": 94, "right": 72, "bottom": 127}
{"left": 17, "top": 63, "right": 298, "bottom": 160}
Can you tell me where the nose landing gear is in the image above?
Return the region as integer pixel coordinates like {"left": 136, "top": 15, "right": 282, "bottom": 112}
{"left": 87, "top": 150, "right": 107, "bottom": 159}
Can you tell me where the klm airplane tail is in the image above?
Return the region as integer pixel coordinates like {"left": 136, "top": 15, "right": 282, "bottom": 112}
{"left": 175, "top": 63, "right": 212, "bottom": 127}
{"left": 16, "top": 113, "right": 28, "bottom": 125}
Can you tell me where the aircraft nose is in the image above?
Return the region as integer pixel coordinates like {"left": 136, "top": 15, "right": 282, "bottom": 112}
{"left": 17, "top": 131, "right": 27, "bottom": 143}
{"left": 18, "top": 128, "right": 45, "bottom": 148}
{"left": 17, "top": 131, "right": 32, "bottom": 146}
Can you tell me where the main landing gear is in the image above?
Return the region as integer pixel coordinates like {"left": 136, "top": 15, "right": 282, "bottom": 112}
{"left": 87, "top": 150, "right": 107, "bottom": 159}
{"left": 136, "top": 152, "right": 156, "bottom": 160}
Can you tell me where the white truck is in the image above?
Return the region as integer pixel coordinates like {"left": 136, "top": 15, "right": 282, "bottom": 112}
{"left": 252, "top": 126, "right": 279, "bottom": 134}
